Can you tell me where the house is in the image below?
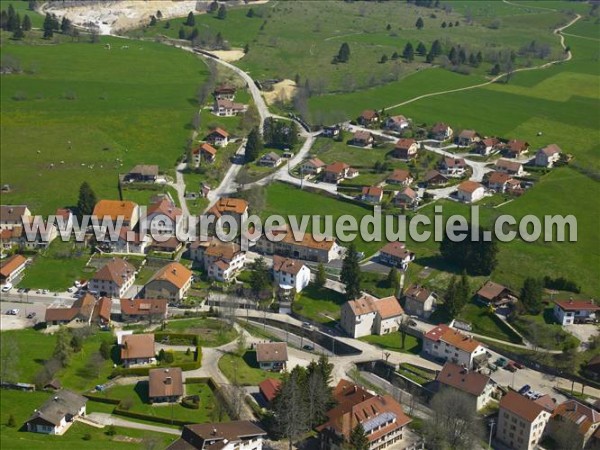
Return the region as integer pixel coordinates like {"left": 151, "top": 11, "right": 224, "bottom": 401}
{"left": 259, "top": 378, "right": 282, "bottom": 404}
{"left": 120, "top": 333, "right": 156, "bottom": 367}
{"left": 120, "top": 298, "right": 168, "bottom": 323}
{"left": 358, "top": 109, "right": 379, "bottom": 126}
{"left": 125, "top": 165, "right": 159, "bottom": 183}
{"left": 205, "top": 197, "right": 249, "bottom": 232}
{"left": 431, "top": 122, "right": 453, "bottom": 140}
{"left": 92, "top": 296, "right": 112, "bottom": 327}
{"left": 456, "top": 130, "right": 481, "bottom": 147}
{"left": 553, "top": 299, "right": 600, "bottom": 325}
{"left": 259, "top": 152, "right": 283, "bottom": 167}
{"left": 167, "top": 421, "right": 267, "bottom": 450}
{"left": 255, "top": 226, "right": 340, "bottom": 263}
{"left": 504, "top": 139, "right": 530, "bottom": 158}
{"left": 205, "top": 128, "right": 229, "bottom": 147}
{"left": 350, "top": 130, "right": 374, "bottom": 147}
{"left": 301, "top": 157, "right": 326, "bottom": 175}
{"left": 392, "top": 138, "right": 418, "bottom": 159}
{"left": 88, "top": 258, "right": 136, "bottom": 298}
{"left": 535, "top": 144, "right": 561, "bottom": 168}
{"left": 143, "top": 262, "right": 192, "bottom": 301}
{"left": 386, "top": 169, "right": 413, "bottom": 186}
{"left": 148, "top": 367, "right": 183, "bottom": 404}
{"left": 547, "top": 400, "right": 600, "bottom": 447}
{"left": 256, "top": 342, "right": 288, "bottom": 371}
{"left": 190, "top": 239, "right": 246, "bottom": 282}
{"left": 194, "top": 143, "right": 217, "bottom": 164}
{"left": 44, "top": 379, "right": 62, "bottom": 392}
{"left": 0, "top": 205, "right": 31, "bottom": 230}
{"left": 0, "top": 254, "right": 27, "bottom": 285}
{"left": 92, "top": 200, "right": 139, "bottom": 229}
{"left": 393, "top": 187, "right": 419, "bottom": 208}
{"left": 25, "top": 390, "right": 87, "bottom": 435}
{"left": 495, "top": 159, "right": 524, "bottom": 176}
{"left": 317, "top": 379, "right": 412, "bottom": 450}
{"left": 436, "top": 362, "right": 495, "bottom": 411}
{"left": 213, "top": 98, "right": 245, "bottom": 116}
{"left": 321, "top": 125, "right": 340, "bottom": 138}
{"left": 440, "top": 157, "right": 467, "bottom": 176}
{"left": 144, "top": 196, "right": 183, "bottom": 237}
{"left": 21, "top": 216, "right": 58, "bottom": 250}
{"left": 378, "top": 241, "right": 415, "bottom": 270}
{"left": 422, "top": 324, "right": 487, "bottom": 369}
{"left": 476, "top": 137, "right": 501, "bottom": 156}
{"left": 323, "top": 161, "right": 351, "bottom": 184}
{"left": 422, "top": 169, "right": 448, "bottom": 186}
{"left": 272, "top": 255, "right": 311, "bottom": 293}
{"left": 361, "top": 186, "right": 383, "bottom": 203}
{"left": 55, "top": 208, "right": 74, "bottom": 230}
{"left": 456, "top": 180, "right": 485, "bottom": 203}
{"left": 0, "top": 227, "right": 22, "bottom": 252}
{"left": 100, "top": 227, "right": 150, "bottom": 255}
{"left": 213, "top": 83, "right": 236, "bottom": 100}
{"left": 403, "top": 284, "right": 435, "bottom": 318}
{"left": 384, "top": 115, "right": 409, "bottom": 131}
{"left": 486, "top": 171, "right": 513, "bottom": 192}
{"left": 340, "top": 293, "right": 404, "bottom": 338}
{"left": 496, "top": 391, "right": 555, "bottom": 450}
{"left": 45, "top": 293, "right": 96, "bottom": 327}
{"left": 477, "top": 281, "right": 516, "bottom": 307}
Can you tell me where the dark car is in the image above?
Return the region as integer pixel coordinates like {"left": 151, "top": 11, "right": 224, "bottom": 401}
{"left": 27, "top": 312, "right": 36, "bottom": 319}
{"left": 513, "top": 362, "right": 525, "bottom": 369}
{"left": 408, "top": 320, "right": 417, "bottom": 327}
{"left": 303, "top": 344, "right": 314, "bottom": 351}
{"left": 518, "top": 385, "right": 531, "bottom": 395}
{"left": 505, "top": 362, "right": 517, "bottom": 372}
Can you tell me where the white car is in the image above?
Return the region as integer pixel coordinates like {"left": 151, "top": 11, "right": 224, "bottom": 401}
{"left": 41, "top": 289, "right": 49, "bottom": 295}
{"left": 1, "top": 284, "right": 12, "bottom": 292}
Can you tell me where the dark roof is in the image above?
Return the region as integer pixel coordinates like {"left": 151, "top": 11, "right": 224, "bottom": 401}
{"left": 404, "top": 284, "right": 433, "bottom": 303}
{"left": 26, "top": 390, "right": 87, "bottom": 426}
{"left": 129, "top": 164, "right": 158, "bottom": 177}
{"left": 168, "top": 421, "right": 267, "bottom": 450}
{"left": 0, "top": 205, "right": 29, "bottom": 223}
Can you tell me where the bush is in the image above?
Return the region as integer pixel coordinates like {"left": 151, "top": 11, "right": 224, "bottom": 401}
{"left": 84, "top": 394, "right": 121, "bottom": 405}
{"left": 154, "top": 332, "right": 198, "bottom": 346}
{"left": 82, "top": 433, "right": 92, "bottom": 441}
{"left": 105, "top": 425, "right": 117, "bottom": 436}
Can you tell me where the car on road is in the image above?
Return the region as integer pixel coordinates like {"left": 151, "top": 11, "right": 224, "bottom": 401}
{"left": 513, "top": 362, "right": 525, "bottom": 369}
{"left": 495, "top": 357, "right": 508, "bottom": 368}
{"left": 505, "top": 362, "right": 517, "bottom": 372}
{"left": 17, "top": 288, "right": 25, "bottom": 294}
{"left": 41, "top": 289, "right": 48, "bottom": 295}
{"left": 27, "top": 312, "right": 36, "bottom": 319}
{"left": 518, "top": 385, "right": 531, "bottom": 395}
{"left": 408, "top": 320, "right": 417, "bottom": 327}
{"left": 303, "top": 344, "right": 314, "bottom": 351}
{"left": 1, "top": 284, "right": 12, "bottom": 292}
{"left": 302, "top": 322, "right": 313, "bottom": 330}
{"left": 6, "top": 309, "right": 20, "bottom": 315}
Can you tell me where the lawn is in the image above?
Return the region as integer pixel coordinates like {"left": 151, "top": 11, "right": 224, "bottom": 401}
{"left": 458, "top": 303, "right": 523, "bottom": 344}
{"left": 104, "top": 380, "right": 226, "bottom": 423}
{"left": 218, "top": 350, "right": 283, "bottom": 386}
{"left": 293, "top": 283, "right": 347, "bottom": 325}
{"left": 0, "top": 328, "right": 57, "bottom": 384}
{"left": 360, "top": 332, "right": 422, "bottom": 354}
{"left": 163, "top": 317, "right": 238, "bottom": 347}
{"left": 510, "top": 307, "right": 581, "bottom": 351}
{"left": 19, "top": 240, "right": 93, "bottom": 290}
{"left": 1, "top": 33, "right": 209, "bottom": 215}
{"left": 0, "top": 390, "right": 176, "bottom": 449}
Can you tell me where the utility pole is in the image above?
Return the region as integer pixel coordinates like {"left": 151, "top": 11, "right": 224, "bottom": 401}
{"left": 488, "top": 419, "right": 495, "bottom": 449}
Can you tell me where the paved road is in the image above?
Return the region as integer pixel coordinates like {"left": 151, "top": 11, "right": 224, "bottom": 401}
{"left": 171, "top": 162, "right": 191, "bottom": 219}
{"left": 86, "top": 412, "right": 181, "bottom": 436}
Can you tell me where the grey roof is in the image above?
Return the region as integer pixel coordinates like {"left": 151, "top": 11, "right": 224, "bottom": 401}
{"left": 27, "top": 390, "right": 87, "bottom": 426}
{"left": 0, "top": 205, "right": 28, "bottom": 223}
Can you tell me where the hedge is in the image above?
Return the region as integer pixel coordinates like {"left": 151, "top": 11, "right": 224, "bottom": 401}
{"left": 111, "top": 367, "right": 151, "bottom": 377}
{"left": 178, "top": 359, "right": 202, "bottom": 371}
{"left": 154, "top": 332, "right": 199, "bottom": 346}
{"left": 113, "top": 408, "right": 193, "bottom": 427}
{"left": 84, "top": 394, "right": 121, "bottom": 405}
{"left": 185, "top": 377, "right": 211, "bottom": 384}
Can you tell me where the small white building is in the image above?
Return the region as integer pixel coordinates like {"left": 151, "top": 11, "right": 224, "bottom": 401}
{"left": 340, "top": 293, "right": 404, "bottom": 338}
{"left": 422, "top": 324, "right": 487, "bottom": 369}
{"left": 553, "top": 299, "right": 600, "bottom": 325}
{"left": 534, "top": 144, "right": 561, "bottom": 168}
{"left": 0, "top": 254, "right": 27, "bottom": 285}
{"left": 26, "top": 390, "right": 87, "bottom": 435}
{"left": 272, "top": 255, "right": 311, "bottom": 293}
{"left": 456, "top": 181, "right": 485, "bottom": 203}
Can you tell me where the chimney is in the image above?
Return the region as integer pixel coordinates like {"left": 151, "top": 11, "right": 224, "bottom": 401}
{"left": 212, "top": 428, "right": 217, "bottom": 436}
{"left": 172, "top": 269, "right": 177, "bottom": 275}
{"left": 165, "top": 377, "right": 172, "bottom": 385}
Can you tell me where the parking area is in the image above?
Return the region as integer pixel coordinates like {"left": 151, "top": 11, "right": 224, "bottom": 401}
{"left": 0, "top": 301, "right": 48, "bottom": 330}
{"left": 565, "top": 324, "right": 599, "bottom": 348}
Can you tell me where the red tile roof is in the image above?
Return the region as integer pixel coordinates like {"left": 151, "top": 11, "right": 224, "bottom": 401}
{"left": 540, "top": 144, "right": 561, "bottom": 156}
{"left": 92, "top": 200, "right": 138, "bottom": 222}
{"left": 360, "top": 109, "right": 378, "bottom": 120}
{"left": 458, "top": 180, "right": 483, "bottom": 194}
{"left": 477, "top": 281, "right": 509, "bottom": 301}
{"left": 424, "top": 324, "right": 482, "bottom": 353}
{"left": 324, "top": 161, "right": 350, "bottom": 174}
{"left": 92, "top": 258, "right": 135, "bottom": 287}
{"left": 256, "top": 342, "right": 288, "bottom": 363}
{"left": 208, "top": 127, "right": 229, "bottom": 138}
{"left": 362, "top": 186, "right": 383, "bottom": 197}
{"left": 347, "top": 293, "right": 404, "bottom": 319}
{"left": 395, "top": 138, "right": 416, "bottom": 150}
{"left": 555, "top": 299, "right": 600, "bottom": 312}
{"left": 259, "top": 378, "right": 282, "bottom": 403}
{"left": 121, "top": 333, "right": 155, "bottom": 360}
{"left": 500, "top": 391, "right": 551, "bottom": 423}
{"left": 149, "top": 367, "right": 183, "bottom": 399}
{"left": 380, "top": 241, "right": 412, "bottom": 259}
{"left": 120, "top": 298, "right": 168, "bottom": 316}
{"left": 436, "top": 362, "right": 491, "bottom": 396}
{"left": 148, "top": 262, "right": 192, "bottom": 290}
{"left": 387, "top": 169, "right": 411, "bottom": 183}
{"left": 272, "top": 255, "right": 307, "bottom": 276}
{"left": 0, "top": 254, "right": 27, "bottom": 278}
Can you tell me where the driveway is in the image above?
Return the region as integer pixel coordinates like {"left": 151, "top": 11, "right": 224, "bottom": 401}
{"left": 86, "top": 412, "right": 181, "bottom": 436}
{"left": 565, "top": 324, "right": 598, "bottom": 349}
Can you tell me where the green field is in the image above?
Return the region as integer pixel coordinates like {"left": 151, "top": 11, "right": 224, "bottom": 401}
{"left": 360, "top": 332, "right": 422, "bottom": 354}
{"left": 1, "top": 34, "right": 209, "bottom": 215}
{"left": 164, "top": 317, "right": 238, "bottom": 347}
{"left": 293, "top": 284, "right": 347, "bottom": 325}
{"left": 458, "top": 303, "right": 523, "bottom": 344}
{"left": 218, "top": 350, "right": 283, "bottom": 386}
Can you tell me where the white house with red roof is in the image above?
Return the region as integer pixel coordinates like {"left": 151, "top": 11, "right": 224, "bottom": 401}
{"left": 456, "top": 180, "right": 485, "bottom": 203}
{"left": 340, "top": 293, "right": 404, "bottom": 338}
{"left": 205, "top": 128, "right": 229, "bottom": 147}
{"left": 535, "top": 144, "right": 562, "bottom": 168}
{"left": 272, "top": 255, "right": 311, "bottom": 293}
{"left": 423, "top": 324, "right": 487, "bottom": 369}
{"left": 384, "top": 115, "right": 410, "bottom": 131}
{"left": 553, "top": 299, "right": 600, "bottom": 325}
{"left": 378, "top": 241, "right": 415, "bottom": 270}
{"left": 361, "top": 186, "right": 383, "bottom": 204}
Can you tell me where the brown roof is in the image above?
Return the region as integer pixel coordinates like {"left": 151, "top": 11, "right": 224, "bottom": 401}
{"left": 395, "top": 138, "right": 416, "bottom": 150}
{"left": 396, "top": 187, "right": 417, "bottom": 200}
{"left": 506, "top": 139, "right": 529, "bottom": 153}
{"left": 380, "top": 241, "right": 413, "bottom": 259}
{"left": 0, "top": 205, "right": 29, "bottom": 223}
{"left": 45, "top": 306, "right": 78, "bottom": 323}
{"left": 495, "top": 159, "right": 523, "bottom": 172}
{"left": 214, "top": 84, "right": 236, "bottom": 94}
{"left": 120, "top": 298, "right": 168, "bottom": 316}
{"left": 477, "top": 281, "right": 509, "bottom": 301}
{"left": 387, "top": 169, "right": 411, "bottom": 183}
{"left": 437, "top": 362, "right": 491, "bottom": 396}
{"left": 207, "top": 127, "right": 229, "bottom": 138}
{"left": 261, "top": 151, "right": 281, "bottom": 162}
{"left": 92, "top": 258, "right": 135, "bottom": 286}
{"left": 169, "top": 421, "right": 266, "bottom": 450}
{"left": 424, "top": 324, "right": 482, "bottom": 353}
{"left": 197, "top": 143, "right": 217, "bottom": 156}
{"left": 148, "top": 262, "right": 192, "bottom": 290}
{"left": 92, "top": 200, "right": 138, "bottom": 222}
{"left": 93, "top": 297, "right": 112, "bottom": 322}
{"left": 147, "top": 197, "right": 182, "bottom": 221}
{"left": 216, "top": 98, "right": 244, "bottom": 110}
{"left": 149, "top": 367, "right": 183, "bottom": 399}
{"left": 266, "top": 226, "right": 336, "bottom": 251}
{"left": 204, "top": 239, "right": 242, "bottom": 260}
{"left": 208, "top": 197, "right": 248, "bottom": 217}
{"left": 555, "top": 299, "right": 600, "bottom": 312}
{"left": 347, "top": 293, "right": 404, "bottom": 319}
{"left": 0, "top": 254, "right": 27, "bottom": 278}
{"left": 256, "top": 342, "right": 288, "bottom": 363}
{"left": 360, "top": 109, "right": 378, "bottom": 120}
{"left": 404, "top": 284, "right": 433, "bottom": 303}
{"left": 388, "top": 115, "right": 408, "bottom": 124}
{"left": 458, "top": 129, "right": 478, "bottom": 139}
{"left": 500, "top": 391, "right": 550, "bottom": 423}
{"left": 487, "top": 171, "right": 512, "bottom": 185}
{"left": 353, "top": 130, "right": 372, "bottom": 142}
{"left": 480, "top": 137, "right": 500, "bottom": 148}
{"left": 325, "top": 161, "right": 350, "bottom": 174}
{"left": 458, "top": 180, "right": 483, "bottom": 194}
{"left": 55, "top": 208, "right": 72, "bottom": 220}
{"left": 272, "top": 255, "right": 307, "bottom": 276}
{"left": 423, "top": 170, "right": 448, "bottom": 183}
{"left": 121, "top": 333, "right": 155, "bottom": 360}
{"left": 539, "top": 144, "right": 561, "bottom": 156}
{"left": 259, "top": 378, "right": 282, "bottom": 403}
{"left": 362, "top": 186, "right": 383, "bottom": 197}
{"left": 305, "top": 157, "right": 325, "bottom": 168}
{"left": 129, "top": 164, "right": 158, "bottom": 177}
{"left": 432, "top": 122, "right": 450, "bottom": 133}
{"left": 443, "top": 157, "right": 466, "bottom": 168}
{"left": 552, "top": 400, "right": 600, "bottom": 434}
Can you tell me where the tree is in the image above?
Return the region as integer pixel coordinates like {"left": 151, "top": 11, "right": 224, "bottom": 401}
{"left": 7, "top": 414, "right": 16, "bottom": 428}
{"left": 431, "top": 39, "right": 442, "bottom": 56}
{"left": 416, "top": 41, "right": 427, "bottom": 56}
{"left": 246, "top": 8, "right": 255, "bottom": 18}
{"left": 53, "top": 327, "right": 72, "bottom": 367}
{"left": 178, "top": 27, "right": 185, "bottom": 39}
{"left": 490, "top": 63, "right": 501, "bottom": 75}
{"left": 391, "top": 51, "right": 399, "bottom": 60}
{"left": 443, "top": 276, "right": 460, "bottom": 319}
{"left": 99, "top": 340, "right": 112, "bottom": 360}
{"left": 217, "top": 5, "right": 227, "bottom": 20}
{"left": 189, "top": 27, "right": 199, "bottom": 42}
{"left": 379, "top": 54, "right": 388, "bottom": 64}
{"left": 520, "top": 277, "right": 543, "bottom": 314}
{"left": 341, "top": 243, "right": 361, "bottom": 300}
{"left": 403, "top": 42, "right": 414, "bottom": 61}
{"left": 60, "top": 16, "right": 72, "bottom": 34}
{"left": 387, "top": 267, "right": 400, "bottom": 293}
{"left": 548, "top": 418, "right": 584, "bottom": 450}
{"left": 415, "top": 17, "right": 424, "bottom": 30}
{"left": 441, "top": 21, "right": 447, "bottom": 28}
{"left": 439, "top": 226, "right": 498, "bottom": 275}
{"left": 12, "top": 26, "right": 24, "bottom": 39}
{"left": 348, "top": 424, "right": 369, "bottom": 449}
{"left": 272, "top": 369, "right": 310, "bottom": 449}
{"left": 22, "top": 14, "right": 31, "bottom": 31}
{"left": 249, "top": 256, "right": 270, "bottom": 298}
{"left": 425, "top": 51, "right": 434, "bottom": 63}
{"left": 77, "top": 181, "right": 97, "bottom": 218}
{"left": 43, "top": 12, "right": 54, "bottom": 38}
{"left": 243, "top": 43, "right": 249, "bottom": 54}
{"left": 336, "top": 42, "right": 350, "bottom": 63}
{"left": 245, "top": 127, "right": 263, "bottom": 162}
{"left": 185, "top": 11, "right": 195, "bottom": 26}
{"left": 315, "top": 263, "right": 327, "bottom": 289}
{"left": 448, "top": 46, "right": 458, "bottom": 65}
{"left": 70, "top": 334, "right": 83, "bottom": 352}
{"left": 208, "top": 1, "right": 219, "bottom": 13}
{"left": 149, "top": 15, "right": 157, "bottom": 26}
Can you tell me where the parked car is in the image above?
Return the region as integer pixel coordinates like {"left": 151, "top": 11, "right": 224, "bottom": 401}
{"left": 518, "top": 385, "right": 531, "bottom": 395}
{"left": 505, "top": 362, "right": 517, "bottom": 372}
{"left": 1, "top": 284, "right": 12, "bottom": 292}
{"left": 303, "top": 344, "right": 314, "bottom": 351}
{"left": 513, "top": 362, "right": 525, "bottom": 369}
{"left": 408, "top": 320, "right": 417, "bottom": 327}
{"left": 495, "top": 357, "right": 508, "bottom": 368}
{"left": 27, "top": 312, "right": 36, "bottom": 319}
